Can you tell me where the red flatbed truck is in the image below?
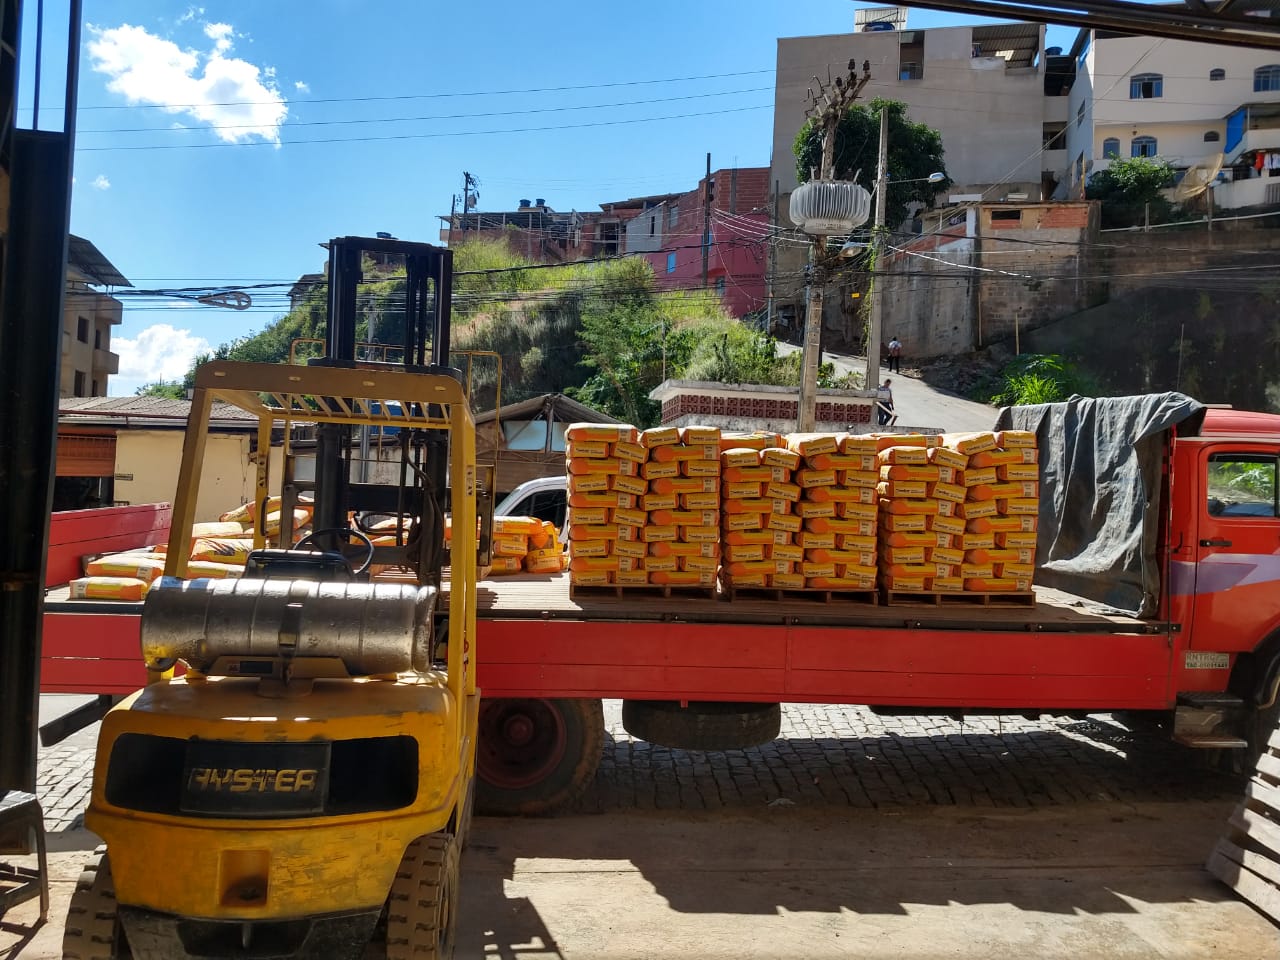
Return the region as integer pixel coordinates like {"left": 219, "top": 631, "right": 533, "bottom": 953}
{"left": 39, "top": 398, "right": 1280, "bottom": 814}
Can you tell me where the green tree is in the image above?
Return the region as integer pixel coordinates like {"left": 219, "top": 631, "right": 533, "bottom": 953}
{"left": 1085, "top": 155, "right": 1179, "bottom": 229}
{"left": 793, "top": 98, "right": 950, "bottom": 229}
{"left": 135, "top": 380, "right": 186, "bottom": 399}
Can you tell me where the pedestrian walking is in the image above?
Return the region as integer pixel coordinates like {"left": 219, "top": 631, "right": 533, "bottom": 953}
{"left": 887, "top": 336, "right": 903, "bottom": 374}
{"left": 876, "top": 378, "right": 897, "bottom": 427}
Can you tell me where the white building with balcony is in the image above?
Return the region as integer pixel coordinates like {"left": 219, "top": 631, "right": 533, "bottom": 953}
{"left": 1063, "top": 28, "right": 1280, "bottom": 209}
{"left": 62, "top": 235, "right": 129, "bottom": 398}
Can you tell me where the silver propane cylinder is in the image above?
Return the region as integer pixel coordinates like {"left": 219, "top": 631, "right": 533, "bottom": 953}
{"left": 140, "top": 577, "right": 437, "bottom": 676}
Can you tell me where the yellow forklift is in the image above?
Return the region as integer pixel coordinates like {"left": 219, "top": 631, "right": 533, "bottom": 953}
{"left": 62, "top": 237, "right": 487, "bottom": 960}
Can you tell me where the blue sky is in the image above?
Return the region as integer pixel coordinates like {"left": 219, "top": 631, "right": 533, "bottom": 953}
{"left": 18, "top": 1, "right": 1076, "bottom": 394}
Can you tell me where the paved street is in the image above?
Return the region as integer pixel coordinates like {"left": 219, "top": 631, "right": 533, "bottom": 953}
{"left": 7, "top": 696, "right": 1274, "bottom": 959}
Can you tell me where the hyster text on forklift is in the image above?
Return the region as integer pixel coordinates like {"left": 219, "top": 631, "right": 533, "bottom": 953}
{"left": 41, "top": 241, "right": 1280, "bottom": 958}
{"left": 60, "top": 237, "right": 482, "bottom": 960}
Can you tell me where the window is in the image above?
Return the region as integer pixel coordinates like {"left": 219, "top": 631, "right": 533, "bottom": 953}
{"left": 715, "top": 276, "right": 726, "bottom": 294}
{"left": 1207, "top": 453, "right": 1277, "bottom": 518}
{"left": 899, "top": 62, "right": 922, "bottom": 81}
{"left": 1210, "top": 68, "right": 1225, "bottom": 81}
{"left": 668, "top": 204, "right": 679, "bottom": 229}
{"left": 1102, "top": 137, "right": 1121, "bottom": 158}
{"left": 990, "top": 209, "right": 1022, "bottom": 226}
{"left": 1042, "top": 122, "right": 1067, "bottom": 149}
{"left": 649, "top": 215, "right": 655, "bottom": 237}
{"left": 1131, "top": 135, "right": 1158, "bottom": 158}
{"left": 666, "top": 252, "right": 676, "bottom": 274}
{"left": 1204, "top": 131, "right": 1221, "bottom": 143}
{"left": 1256, "top": 65, "right": 1280, "bottom": 92}
{"left": 73, "top": 370, "right": 86, "bottom": 395}
{"left": 1129, "top": 73, "right": 1163, "bottom": 99}
{"left": 76, "top": 316, "right": 89, "bottom": 342}
{"left": 1076, "top": 101, "right": 1086, "bottom": 128}
{"left": 510, "top": 490, "right": 567, "bottom": 530}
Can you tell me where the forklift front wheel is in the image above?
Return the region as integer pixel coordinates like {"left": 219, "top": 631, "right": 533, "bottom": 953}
{"left": 475, "top": 698, "right": 604, "bottom": 816}
{"left": 385, "top": 832, "right": 459, "bottom": 960}
{"left": 62, "top": 846, "right": 129, "bottom": 959}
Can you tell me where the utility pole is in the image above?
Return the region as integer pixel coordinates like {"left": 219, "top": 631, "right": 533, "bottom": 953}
{"left": 766, "top": 179, "right": 779, "bottom": 334}
{"left": 701, "top": 152, "right": 712, "bottom": 288}
{"left": 797, "top": 61, "right": 871, "bottom": 432}
{"left": 448, "top": 194, "right": 458, "bottom": 245}
{"left": 461, "top": 171, "right": 478, "bottom": 234}
{"left": 864, "top": 107, "right": 890, "bottom": 390}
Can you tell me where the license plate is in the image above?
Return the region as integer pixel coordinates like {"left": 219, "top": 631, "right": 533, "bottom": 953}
{"left": 180, "top": 740, "right": 330, "bottom": 817}
{"left": 1184, "top": 651, "right": 1230, "bottom": 671}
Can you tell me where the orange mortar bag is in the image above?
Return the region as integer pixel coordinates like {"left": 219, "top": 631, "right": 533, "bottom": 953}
{"left": 840, "top": 435, "right": 879, "bottom": 456}
{"left": 880, "top": 497, "right": 938, "bottom": 516}
{"left": 570, "top": 556, "right": 620, "bottom": 573}
{"left": 682, "top": 460, "right": 721, "bottom": 478}
{"left": 883, "top": 563, "right": 939, "bottom": 580}
{"left": 966, "top": 547, "right": 1034, "bottom": 565}
{"left": 966, "top": 515, "right": 1038, "bottom": 534}
{"left": 525, "top": 549, "right": 566, "bottom": 575}
{"left": 640, "top": 525, "right": 679, "bottom": 543}
{"left": 189, "top": 538, "right": 257, "bottom": 564}
{"left": 258, "top": 508, "right": 310, "bottom": 537}
{"left": 611, "top": 507, "right": 647, "bottom": 528}
{"left": 615, "top": 570, "right": 649, "bottom": 586}
{"left": 883, "top": 575, "right": 928, "bottom": 591}
{"left": 723, "top": 512, "right": 769, "bottom": 532}
{"left": 722, "top": 466, "right": 775, "bottom": 483}
{"left": 833, "top": 519, "right": 877, "bottom": 539}
{"left": 964, "top": 484, "right": 1001, "bottom": 502}
{"left": 722, "top": 497, "right": 776, "bottom": 515}
{"left": 571, "top": 539, "right": 610, "bottom": 558}
{"left": 568, "top": 457, "right": 637, "bottom": 477}
{"left": 816, "top": 548, "right": 877, "bottom": 567}
{"left": 640, "top": 426, "right": 680, "bottom": 449}
{"left": 929, "top": 514, "right": 966, "bottom": 537}
{"left": 570, "top": 570, "right": 613, "bottom": 587}
{"left": 680, "top": 525, "right": 719, "bottom": 544}
{"left": 567, "top": 423, "right": 639, "bottom": 444}
{"left": 836, "top": 501, "right": 877, "bottom": 521}
{"left": 995, "top": 561, "right": 1035, "bottom": 579}
{"left": 570, "top": 523, "right": 622, "bottom": 541}
{"left": 796, "top": 531, "right": 836, "bottom": 550}
{"left": 928, "top": 447, "right": 969, "bottom": 470}
{"left": 730, "top": 560, "right": 793, "bottom": 578}
{"left": 761, "top": 448, "right": 801, "bottom": 471}
{"left": 939, "top": 432, "right": 998, "bottom": 456}
{"left": 956, "top": 466, "right": 998, "bottom": 488}
{"left": 764, "top": 481, "right": 801, "bottom": 503}
{"left": 930, "top": 546, "right": 965, "bottom": 566}
{"left": 965, "top": 576, "right": 1033, "bottom": 592}
{"left": 999, "top": 498, "right": 1039, "bottom": 516}
{"left": 796, "top": 468, "right": 837, "bottom": 489}
{"left": 719, "top": 432, "right": 783, "bottom": 451}
{"left": 493, "top": 534, "right": 528, "bottom": 558}
{"left": 877, "top": 446, "right": 929, "bottom": 466}
{"left": 766, "top": 572, "right": 801, "bottom": 589}
{"left": 642, "top": 461, "right": 680, "bottom": 481}
{"left": 930, "top": 576, "right": 965, "bottom": 592}
{"left": 640, "top": 555, "right": 678, "bottom": 573}
{"left": 882, "top": 531, "right": 934, "bottom": 549}
{"left": 806, "top": 451, "right": 875, "bottom": 471}
{"left": 879, "top": 514, "right": 928, "bottom": 534}
{"left": 810, "top": 484, "right": 877, "bottom": 504}
{"left": 659, "top": 541, "right": 720, "bottom": 559}
{"left": 679, "top": 555, "right": 720, "bottom": 574}
{"left": 568, "top": 474, "right": 610, "bottom": 494}
{"left": 836, "top": 561, "right": 878, "bottom": 581}
{"left": 996, "top": 531, "right": 1038, "bottom": 549}
{"left": 650, "top": 477, "right": 717, "bottom": 496}
{"left": 194, "top": 520, "right": 249, "bottom": 540}
{"left": 613, "top": 440, "right": 647, "bottom": 464}
{"left": 570, "top": 506, "right": 609, "bottom": 526}
{"left": 799, "top": 561, "right": 837, "bottom": 579}
{"left": 785, "top": 433, "right": 839, "bottom": 458}
{"left": 613, "top": 539, "right": 647, "bottom": 559}
{"left": 728, "top": 530, "right": 782, "bottom": 547}
{"left": 807, "top": 576, "right": 875, "bottom": 590}
{"left": 565, "top": 439, "right": 610, "bottom": 459}
{"left": 880, "top": 545, "right": 927, "bottom": 565}
{"left": 996, "top": 430, "right": 1037, "bottom": 449}
{"left": 488, "top": 557, "right": 525, "bottom": 575}
{"left": 642, "top": 492, "right": 679, "bottom": 512}
{"left": 681, "top": 491, "right": 720, "bottom": 510}
{"left": 767, "top": 513, "right": 802, "bottom": 534}
{"left": 928, "top": 482, "right": 966, "bottom": 504}
{"left": 767, "top": 543, "right": 804, "bottom": 564}
{"left": 875, "top": 434, "right": 928, "bottom": 452}
{"left": 935, "top": 498, "right": 957, "bottom": 517}
{"left": 571, "top": 491, "right": 636, "bottom": 509}
{"left": 650, "top": 443, "right": 719, "bottom": 464}
{"left": 969, "top": 448, "right": 1037, "bottom": 468}
{"left": 794, "top": 500, "right": 837, "bottom": 520}
{"left": 722, "top": 448, "right": 762, "bottom": 469}
{"left": 989, "top": 481, "right": 1039, "bottom": 499}
{"left": 932, "top": 532, "right": 954, "bottom": 549}
{"left": 997, "top": 463, "right": 1040, "bottom": 482}
{"left": 69, "top": 577, "right": 150, "bottom": 601}
{"left": 880, "top": 464, "right": 940, "bottom": 483}
{"left": 186, "top": 561, "right": 245, "bottom": 580}
{"left": 651, "top": 570, "right": 716, "bottom": 587}
{"left": 957, "top": 533, "right": 997, "bottom": 551}
{"left": 86, "top": 554, "right": 167, "bottom": 583}
{"left": 680, "top": 425, "right": 721, "bottom": 445}
{"left": 960, "top": 562, "right": 995, "bottom": 579}
{"left": 956, "top": 501, "right": 998, "bottom": 520}
{"left": 835, "top": 533, "right": 876, "bottom": 551}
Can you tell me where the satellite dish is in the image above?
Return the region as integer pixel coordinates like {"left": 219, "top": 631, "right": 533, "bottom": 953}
{"left": 1174, "top": 153, "right": 1224, "bottom": 202}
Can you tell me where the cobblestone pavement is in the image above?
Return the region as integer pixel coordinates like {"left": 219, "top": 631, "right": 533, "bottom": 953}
{"left": 35, "top": 696, "right": 1237, "bottom": 834}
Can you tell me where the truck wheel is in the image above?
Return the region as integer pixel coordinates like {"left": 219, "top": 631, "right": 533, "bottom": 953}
{"left": 386, "top": 832, "right": 459, "bottom": 960}
{"left": 475, "top": 698, "right": 604, "bottom": 816}
{"left": 63, "top": 846, "right": 130, "bottom": 959}
{"left": 622, "top": 700, "right": 781, "bottom": 751}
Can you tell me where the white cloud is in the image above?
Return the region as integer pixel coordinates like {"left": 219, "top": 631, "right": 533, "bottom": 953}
{"left": 111, "top": 323, "right": 212, "bottom": 394}
{"left": 294, "top": 80, "right": 309, "bottom": 94}
{"left": 86, "top": 22, "right": 287, "bottom": 144}
{"left": 91, "top": 174, "right": 111, "bottom": 190}
{"left": 202, "top": 21, "right": 234, "bottom": 55}
{"left": 177, "top": 6, "right": 204, "bottom": 25}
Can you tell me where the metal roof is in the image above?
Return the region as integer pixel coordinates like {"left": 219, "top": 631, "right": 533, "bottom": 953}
{"left": 58, "top": 395, "right": 254, "bottom": 426}
{"left": 474, "top": 392, "right": 620, "bottom": 426}
{"left": 971, "top": 23, "right": 1041, "bottom": 67}
{"left": 67, "top": 235, "right": 131, "bottom": 288}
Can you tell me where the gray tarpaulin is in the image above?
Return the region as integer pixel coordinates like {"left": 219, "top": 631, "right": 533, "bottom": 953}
{"left": 994, "top": 393, "right": 1206, "bottom": 617}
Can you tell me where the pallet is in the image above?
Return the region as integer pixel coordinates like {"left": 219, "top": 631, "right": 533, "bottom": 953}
{"left": 718, "top": 584, "right": 878, "bottom": 605}
{"left": 879, "top": 589, "right": 1037, "bottom": 607}
{"left": 1207, "top": 728, "right": 1280, "bottom": 924}
{"left": 568, "top": 583, "right": 716, "bottom": 601}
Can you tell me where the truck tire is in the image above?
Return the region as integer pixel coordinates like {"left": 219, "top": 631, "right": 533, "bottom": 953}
{"left": 475, "top": 698, "right": 604, "bottom": 816}
{"left": 622, "top": 700, "right": 781, "bottom": 751}
{"left": 386, "top": 832, "right": 459, "bottom": 960}
{"left": 63, "top": 846, "right": 130, "bottom": 959}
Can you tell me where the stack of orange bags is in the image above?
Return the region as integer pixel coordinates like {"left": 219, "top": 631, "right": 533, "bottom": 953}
{"left": 637, "top": 425, "right": 722, "bottom": 589}
{"left": 565, "top": 422, "right": 645, "bottom": 587}
{"left": 875, "top": 433, "right": 962, "bottom": 592}
{"left": 719, "top": 432, "right": 804, "bottom": 590}
{"left": 791, "top": 433, "right": 880, "bottom": 591}
{"left": 949, "top": 429, "right": 1040, "bottom": 594}
{"left": 488, "top": 516, "right": 567, "bottom": 575}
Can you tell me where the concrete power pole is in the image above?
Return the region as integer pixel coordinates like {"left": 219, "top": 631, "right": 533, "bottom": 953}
{"left": 865, "top": 108, "right": 890, "bottom": 390}
{"left": 796, "top": 63, "right": 871, "bottom": 432}
{"left": 701, "top": 152, "right": 712, "bottom": 288}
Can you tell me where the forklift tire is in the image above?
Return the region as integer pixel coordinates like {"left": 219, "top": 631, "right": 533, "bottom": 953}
{"left": 475, "top": 698, "right": 604, "bottom": 816}
{"left": 63, "top": 846, "right": 130, "bottom": 959}
{"left": 622, "top": 700, "right": 782, "bottom": 751}
{"left": 385, "top": 832, "right": 459, "bottom": 960}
